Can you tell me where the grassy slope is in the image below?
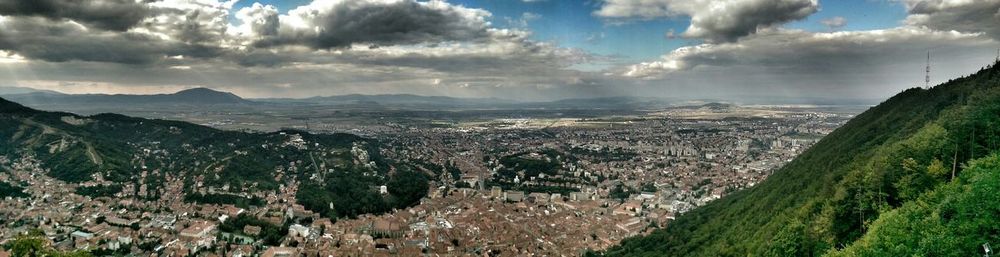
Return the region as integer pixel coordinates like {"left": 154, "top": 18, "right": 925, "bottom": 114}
{"left": 604, "top": 63, "right": 1000, "bottom": 256}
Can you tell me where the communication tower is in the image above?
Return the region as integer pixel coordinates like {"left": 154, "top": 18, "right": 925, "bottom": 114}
{"left": 925, "top": 52, "right": 931, "bottom": 89}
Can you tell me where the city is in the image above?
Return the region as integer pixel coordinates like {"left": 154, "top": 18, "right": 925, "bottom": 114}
{"left": 0, "top": 102, "right": 856, "bottom": 256}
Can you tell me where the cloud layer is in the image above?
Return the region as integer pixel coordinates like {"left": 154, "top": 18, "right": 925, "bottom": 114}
{"left": 624, "top": 28, "right": 990, "bottom": 78}
{"left": 0, "top": 0, "right": 150, "bottom": 31}
{"left": 0, "top": 0, "right": 997, "bottom": 102}
{"left": 0, "top": 0, "right": 583, "bottom": 70}
{"left": 255, "top": 0, "right": 493, "bottom": 49}
{"left": 903, "top": 0, "right": 1000, "bottom": 40}
{"left": 609, "top": 0, "right": 1000, "bottom": 100}
{"left": 595, "top": 0, "right": 819, "bottom": 42}
{"left": 0, "top": 0, "right": 603, "bottom": 100}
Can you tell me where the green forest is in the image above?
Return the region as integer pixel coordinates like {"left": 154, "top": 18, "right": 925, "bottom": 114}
{"left": 296, "top": 168, "right": 429, "bottom": 219}
{"left": 184, "top": 193, "right": 266, "bottom": 208}
{"left": 218, "top": 214, "right": 289, "bottom": 246}
{"left": 487, "top": 149, "right": 589, "bottom": 194}
{"left": 3, "top": 230, "right": 92, "bottom": 257}
{"left": 0, "top": 97, "right": 429, "bottom": 221}
{"left": 74, "top": 184, "right": 122, "bottom": 198}
{"left": 0, "top": 181, "right": 28, "bottom": 198}
{"left": 602, "top": 62, "right": 1000, "bottom": 256}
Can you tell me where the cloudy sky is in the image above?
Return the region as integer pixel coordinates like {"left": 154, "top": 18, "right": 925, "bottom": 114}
{"left": 0, "top": 0, "right": 997, "bottom": 102}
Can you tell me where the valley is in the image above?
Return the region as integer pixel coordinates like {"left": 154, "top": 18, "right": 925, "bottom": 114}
{"left": 0, "top": 94, "right": 856, "bottom": 256}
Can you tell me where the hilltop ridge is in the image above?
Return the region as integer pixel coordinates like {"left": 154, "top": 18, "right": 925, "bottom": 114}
{"left": 1, "top": 87, "right": 249, "bottom": 106}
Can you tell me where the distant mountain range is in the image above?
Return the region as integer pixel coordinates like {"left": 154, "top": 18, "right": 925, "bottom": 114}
{"left": 262, "top": 94, "right": 683, "bottom": 109}
{"left": 0, "top": 86, "right": 61, "bottom": 95}
{"left": 0, "top": 87, "right": 686, "bottom": 110}
{"left": 537, "top": 96, "right": 673, "bottom": 109}
{"left": 260, "top": 93, "right": 516, "bottom": 108}
{"left": 0, "top": 87, "right": 876, "bottom": 112}
{"left": 1, "top": 87, "right": 248, "bottom": 106}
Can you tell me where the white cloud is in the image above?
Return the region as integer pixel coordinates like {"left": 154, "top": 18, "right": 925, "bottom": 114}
{"left": 586, "top": 32, "right": 606, "bottom": 43}
{"left": 506, "top": 12, "right": 541, "bottom": 28}
{"left": 665, "top": 28, "right": 676, "bottom": 39}
{"left": 0, "top": 50, "right": 25, "bottom": 63}
{"left": 821, "top": 16, "right": 846, "bottom": 30}
{"left": 233, "top": 3, "right": 279, "bottom": 38}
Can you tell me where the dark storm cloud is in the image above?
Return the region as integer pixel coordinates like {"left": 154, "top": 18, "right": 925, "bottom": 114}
{"left": 335, "top": 51, "right": 581, "bottom": 75}
{"left": 229, "top": 40, "right": 590, "bottom": 77}
{"left": 0, "top": 0, "right": 236, "bottom": 65}
{"left": 228, "top": 25, "right": 592, "bottom": 75}
{"left": 594, "top": 0, "right": 818, "bottom": 43}
{"left": 904, "top": 0, "right": 1000, "bottom": 40}
{"left": 152, "top": 6, "right": 227, "bottom": 44}
{"left": 229, "top": 49, "right": 293, "bottom": 67}
{"left": 225, "top": 0, "right": 577, "bottom": 70}
{"left": 0, "top": 17, "right": 223, "bottom": 65}
{"left": 255, "top": 0, "right": 492, "bottom": 49}
{"left": 684, "top": 0, "right": 819, "bottom": 43}
{"left": 0, "top": 0, "right": 150, "bottom": 31}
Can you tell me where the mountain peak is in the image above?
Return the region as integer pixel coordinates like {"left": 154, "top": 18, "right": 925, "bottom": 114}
{"left": 174, "top": 87, "right": 236, "bottom": 96}
{"left": 169, "top": 87, "right": 246, "bottom": 104}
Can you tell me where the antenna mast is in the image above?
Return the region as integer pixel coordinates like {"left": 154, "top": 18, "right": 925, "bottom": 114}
{"left": 925, "top": 51, "right": 931, "bottom": 89}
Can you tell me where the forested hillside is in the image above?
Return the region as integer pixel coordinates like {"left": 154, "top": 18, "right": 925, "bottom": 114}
{"left": 0, "top": 98, "right": 428, "bottom": 219}
{"left": 603, "top": 62, "right": 1000, "bottom": 256}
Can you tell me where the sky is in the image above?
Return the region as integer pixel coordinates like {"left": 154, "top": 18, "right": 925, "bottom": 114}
{"left": 0, "top": 0, "right": 998, "bottom": 102}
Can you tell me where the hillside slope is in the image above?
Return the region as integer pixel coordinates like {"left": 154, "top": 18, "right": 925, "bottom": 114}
{"left": 603, "top": 62, "right": 1000, "bottom": 256}
{"left": 0, "top": 98, "right": 427, "bottom": 218}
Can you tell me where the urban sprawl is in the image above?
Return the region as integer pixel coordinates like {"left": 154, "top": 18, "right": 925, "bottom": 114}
{"left": 0, "top": 105, "right": 855, "bottom": 256}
